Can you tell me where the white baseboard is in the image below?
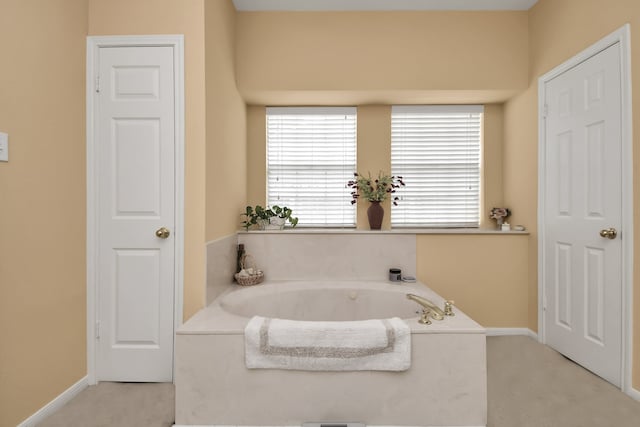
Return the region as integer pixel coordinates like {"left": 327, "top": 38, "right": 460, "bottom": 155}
{"left": 18, "top": 376, "right": 88, "bottom": 427}
{"left": 486, "top": 328, "right": 537, "bottom": 339}
{"left": 626, "top": 386, "right": 640, "bottom": 402}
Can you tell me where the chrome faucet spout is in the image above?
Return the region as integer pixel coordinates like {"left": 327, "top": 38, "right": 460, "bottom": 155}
{"left": 406, "top": 293, "right": 445, "bottom": 321}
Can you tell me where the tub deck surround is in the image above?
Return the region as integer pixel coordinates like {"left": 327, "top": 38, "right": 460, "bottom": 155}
{"left": 236, "top": 233, "right": 417, "bottom": 282}
{"left": 175, "top": 280, "right": 487, "bottom": 427}
{"left": 206, "top": 234, "right": 240, "bottom": 304}
{"left": 238, "top": 228, "right": 530, "bottom": 234}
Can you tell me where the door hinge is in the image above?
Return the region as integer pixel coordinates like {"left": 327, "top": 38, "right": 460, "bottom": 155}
{"left": 543, "top": 104, "right": 549, "bottom": 118}
{"left": 95, "top": 75, "right": 100, "bottom": 93}
{"left": 95, "top": 321, "right": 101, "bottom": 339}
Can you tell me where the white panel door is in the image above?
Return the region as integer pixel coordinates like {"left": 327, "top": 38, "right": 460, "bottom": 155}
{"left": 97, "top": 46, "right": 175, "bottom": 382}
{"left": 543, "top": 43, "right": 622, "bottom": 386}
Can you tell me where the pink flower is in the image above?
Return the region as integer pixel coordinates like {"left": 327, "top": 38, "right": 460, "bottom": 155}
{"left": 490, "top": 207, "right": 511, "bottom": 219}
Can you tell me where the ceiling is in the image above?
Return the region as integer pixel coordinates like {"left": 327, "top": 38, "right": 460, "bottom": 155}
{"left": 232, "top": 0, "right": 539, "bottom": 12}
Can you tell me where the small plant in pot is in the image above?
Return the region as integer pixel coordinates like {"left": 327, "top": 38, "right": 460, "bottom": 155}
{"left": 241, "top": 205, "right": 299, "bottom": 231}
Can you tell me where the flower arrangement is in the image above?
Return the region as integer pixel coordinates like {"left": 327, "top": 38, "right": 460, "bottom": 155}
{"left": 347, "top": 171, "right": 406, "bottom": 205}
{"left": 490, "top": 207, "right": 511, "bottom": 228}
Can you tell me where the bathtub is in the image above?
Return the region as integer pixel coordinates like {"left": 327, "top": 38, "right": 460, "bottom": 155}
{"left": 175, "top": 280, "right": 487, "bottom": 427}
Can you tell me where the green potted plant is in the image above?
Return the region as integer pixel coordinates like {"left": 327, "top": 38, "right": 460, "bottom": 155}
{"left": 241, "top": 205, "right": 299, "bottom": 230}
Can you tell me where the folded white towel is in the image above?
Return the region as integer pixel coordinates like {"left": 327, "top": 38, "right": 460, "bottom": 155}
{"left": 244, "top": 316, "right": 411, "bottom": 371}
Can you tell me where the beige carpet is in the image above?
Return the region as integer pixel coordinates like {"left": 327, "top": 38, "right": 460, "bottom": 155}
{"left": 37, "top": 336, "right": 640, "bottom": 427}
{"left": 37, "top": 382, "right": 174, "bottom": 427}
{"left": 488, "top": 336, "right": 640, "bottom": 427}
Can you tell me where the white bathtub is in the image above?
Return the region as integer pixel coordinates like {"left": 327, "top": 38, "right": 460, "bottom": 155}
{"left": 175, "top": 280, "right": 487, "bottom": 427}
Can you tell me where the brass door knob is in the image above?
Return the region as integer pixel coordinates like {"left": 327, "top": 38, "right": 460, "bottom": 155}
{"left": 155, "top": 227, "right": 171, "bottom": 239}
{"left": 599, "top": 228, "right": 617, "bottom": 239}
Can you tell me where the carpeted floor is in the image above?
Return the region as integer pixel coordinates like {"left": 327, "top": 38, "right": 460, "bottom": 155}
{"left": 37, "top": 382, "right": 174, "bottom": 427}
{"left": 37, "top": 336, "right": 640, "bottom": 427}
{"left": 488, "top": 336, "right": 640, "bottom": 426}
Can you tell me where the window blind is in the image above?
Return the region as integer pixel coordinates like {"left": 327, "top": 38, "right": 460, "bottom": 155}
{"left": 267, "top": 107, "right": 357, "bottom": 227}
{"left": 391, "top": 105, "right": 483, "bottom": 228}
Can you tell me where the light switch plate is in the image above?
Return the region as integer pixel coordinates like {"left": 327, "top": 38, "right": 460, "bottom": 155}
{"left": 0, "top": 132, "right": 8, "bottom": 162}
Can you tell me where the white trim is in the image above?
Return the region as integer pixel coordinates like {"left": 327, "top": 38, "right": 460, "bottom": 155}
{"left": 172, "top": 34, "right": 186, "bottom": 352}
{"left": 536, "top": 42, "right": 545, "bottom": 348}
{"left": 17, "top": 376, "right": 88, "bottom": 427}
{"left": 618, "top": 25, "right": 635, "bottom": 401}
{"left": 538, "top": 24, "right": 633, "bottom": 396}
{"left": 486, "top": 328, "right": 537, "bottom": 339}
{"left": 232, "top": 0, "right": 538, "bottom": 11}
{"left": 86, "top": 35, "right": 185, "bottom": 385}
{"left": 628, "top": 387, "right": 640, "bottom": 402}
{"left": 86, "top": 37, "right": 97, "bottom": 385}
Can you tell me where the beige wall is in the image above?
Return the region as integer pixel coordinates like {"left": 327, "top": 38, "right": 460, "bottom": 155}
{"left": 204, "top": 0, "right": 247, "bottom": 243}
{"left": 88, "top": 0, "right": 207, "bottom": 320}
{"left": 417, "top": 235, "right": 529, "bottom": 327}
{"left": 236, "top": 11, "right": 529, "bottom": 104}
{"left": 483, "top": 104, "right": 505, "bottom": 219}
{"left": 503, "top": 86, "right": 538, "bottom": 333}
{"left": 503, "top": 0, "right": 640, "bottom": 388}
{"left": 0, "top": 1, "right": 88, "bottom": 425}
{"left": 246, "top": 105, "right": 266, "bottom": 206}
{"left": 356, "top": 106, "right": 392, "bottom": 229}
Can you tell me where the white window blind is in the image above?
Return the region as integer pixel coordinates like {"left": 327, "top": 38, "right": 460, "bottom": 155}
{"left": 267, "top": 107, "right": 357, "bottom": 227}
{"left": 391, "top": 105, "right": 483, "bottom": 228}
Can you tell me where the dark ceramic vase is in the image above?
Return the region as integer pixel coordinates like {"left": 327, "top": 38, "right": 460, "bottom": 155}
{"left": 367, "top": 201, "right": 384, "bottom": 230}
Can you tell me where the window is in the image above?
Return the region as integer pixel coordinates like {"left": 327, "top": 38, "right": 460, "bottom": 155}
{"left": 391, "top": 105, "right": 483, "bottom": 228}
{"left": 266, "top": 107, "right": 357, "bottom": 227}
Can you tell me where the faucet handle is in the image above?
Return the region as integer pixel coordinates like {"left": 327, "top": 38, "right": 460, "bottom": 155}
{"left": 418, "top": 308, "right": 432, "bottom": 325}
{"left": 444, "top": 300, "right": 455, "bottom": 316}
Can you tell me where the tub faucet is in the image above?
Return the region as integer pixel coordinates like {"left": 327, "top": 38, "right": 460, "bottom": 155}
{"left": 406, "top": 293, "right": 445, "bottom": 322}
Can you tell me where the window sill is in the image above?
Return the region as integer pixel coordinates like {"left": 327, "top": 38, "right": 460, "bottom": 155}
{"left": 237, "top": 228, "right": 529, "bottom": 236}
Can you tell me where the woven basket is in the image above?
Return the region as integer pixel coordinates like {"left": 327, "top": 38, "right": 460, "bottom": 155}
{"left": 234, "top": 254, "right": 264, "bottom": 286}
